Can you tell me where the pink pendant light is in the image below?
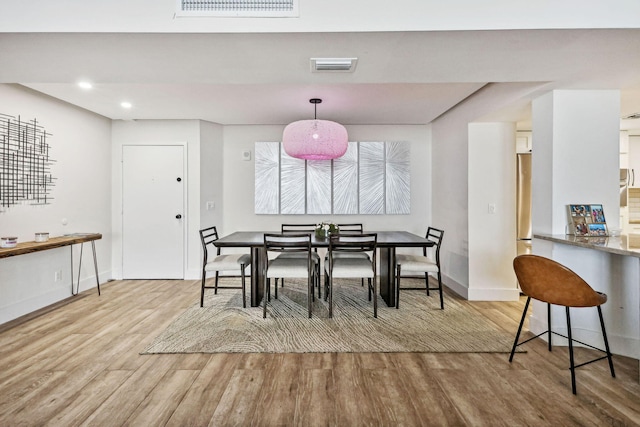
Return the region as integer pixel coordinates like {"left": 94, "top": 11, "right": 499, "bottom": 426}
{"left": 282, "top": 98, "right": 348, "bottom": 160}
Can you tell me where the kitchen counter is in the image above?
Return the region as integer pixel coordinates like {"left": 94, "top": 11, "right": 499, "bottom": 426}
{"left": 534, "top": 233, "right": 640, "bottom": 258}
{"left": 534, "top": 232, "right": 640, "bottom": 381}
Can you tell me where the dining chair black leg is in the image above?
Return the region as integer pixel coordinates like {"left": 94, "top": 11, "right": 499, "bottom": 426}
{"left": 328, "top": 274, "right": 334, "bottom": 318}
{"left": 308, "top": 271, "right": 313, "bottom": 318}
{"left": 240, "top": 264, "right": 247, "bottom": 308}
{"left": 200, "top": 269, "right": 206, "bottom": 307}
{"left": 424, "top": 272, "right": 430, "bottom": 296}
{"left": 368, "top": 278, "right": 372, "bottom": 301}
{"left": 274, "top": 276, "right": 278, "bottom": 299}
{"left": 263, "top": 277, "right": 269, "bottom": 318}
{"left": 437, "top": 271, "right": 444, "bottom": 309}
{"left": 396, "top": 265, "right": 402, "bottom": 309}
{"left": 214, "top": 271, "right": 220, "bottom": 294}
{"left": 324, "top": 269, "right": 329, "bottom": 302}
{"left": 372, "top": 278, "right": 377, "bottom": 318}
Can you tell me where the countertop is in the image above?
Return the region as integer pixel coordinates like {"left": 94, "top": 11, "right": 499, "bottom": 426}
{"left": 534, "top": 233, "right": 640, "bottom": 258}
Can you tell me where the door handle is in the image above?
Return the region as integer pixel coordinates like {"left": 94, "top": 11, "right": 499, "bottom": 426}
{"left": 176, "top": 214, "right": 182, "bottom": 219}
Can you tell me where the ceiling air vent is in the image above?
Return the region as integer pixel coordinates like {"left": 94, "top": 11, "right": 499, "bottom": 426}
{"left": 311, "top": 58, "right": 358, "bottom": 73}
{"left": 177, "top": 0, "right": 298, "bottom": 17}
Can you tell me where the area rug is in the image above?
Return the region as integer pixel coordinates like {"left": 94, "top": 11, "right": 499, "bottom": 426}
{"left": 142, "top": 278, "right": 520, "bottom": 354}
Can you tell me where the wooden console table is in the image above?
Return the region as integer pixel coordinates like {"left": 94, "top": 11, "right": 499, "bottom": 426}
{"left": 0, "top": 233, "right": 102, "bottom": 295}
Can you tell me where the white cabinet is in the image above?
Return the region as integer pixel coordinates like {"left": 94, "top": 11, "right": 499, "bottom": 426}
{"left": 620, "top": 131, "right": 629, "bottom": 169}
{"left": 628, "top": 188, "right": 640, "bottom": 224}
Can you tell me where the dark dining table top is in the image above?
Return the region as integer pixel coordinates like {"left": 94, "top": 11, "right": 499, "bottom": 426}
{"left": 214, "top": 230, "right": 434, "bottom": 248}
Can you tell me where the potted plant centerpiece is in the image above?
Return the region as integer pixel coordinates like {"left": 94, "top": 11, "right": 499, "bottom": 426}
{"left": 315, "top": 221, "right": 339, "bottom": 239}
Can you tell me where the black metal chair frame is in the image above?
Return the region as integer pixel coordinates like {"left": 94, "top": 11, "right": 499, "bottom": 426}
{"left": 325, "top": 233, "right": 378, "bottom": 318}
{"left": 396, "top": 227, "right": 445, "bottom": 309}
{"left": 199, "top": 226, "right": 250, "bottom": 308}
{"left": 335, "top": 223, "right": 367, "bottom": 288}
{"left": 263, "top": 233, "right": 314, "bottom": 318}
{"left": 509, "top": 255, "right": 616, "bottom": 395}
{"left": 280, "top": 223, "right": 321, "bottom": 296}
{"left": 335, "top": 223, "right": 363, "bottom": 233}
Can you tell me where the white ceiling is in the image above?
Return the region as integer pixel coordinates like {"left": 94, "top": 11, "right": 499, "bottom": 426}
{"left": 1, "top": 29, "right": 640, "bottom": 128}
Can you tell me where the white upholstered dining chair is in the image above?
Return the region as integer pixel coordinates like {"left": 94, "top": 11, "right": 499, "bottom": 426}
{"left": 324, "top": 233, "right": 378, "bottom": 318}
{"left": 263, "top": 233, "right": 315, "bottom": 318}
{"left": 395, "top": 227, "right": 444, "bottom": 309}
{"left": 199, "top": 226, "right": 252, "bottom": 308}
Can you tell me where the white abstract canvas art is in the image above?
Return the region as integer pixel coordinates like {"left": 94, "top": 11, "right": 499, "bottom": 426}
{"left": 333, "top": 142, "right": 359, "bottom": 214}
{"left": 255, "top": 141, "right": 410, "bottom": 215}
{"left": 307, "top": 159, "right": 332, "bottom": 214}
{"left": 280, "top": 151, "right": 306, "bottom": 214}
{"left": 254, "top": 142, "right": 280, "bottom": 214}
{"left": 385, "top": 141, "right": 411, "bottom": 214}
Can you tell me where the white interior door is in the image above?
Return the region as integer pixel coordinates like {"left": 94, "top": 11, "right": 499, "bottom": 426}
{"left": 123, "top": 145, "right": 185, "bottom": 279}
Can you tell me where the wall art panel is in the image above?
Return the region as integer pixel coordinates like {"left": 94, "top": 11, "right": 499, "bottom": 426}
{"left": 280, "top": 151, "right": 306, "bottom": 214}
{"left": 0, "top": 114, "right": 56, "bottom": 208}
{"left": 254, "top": 141, "right": 410, "bottom": 215}
{"left": 359, "top": 141, "right": 385, "bottom": 215}
{"left": 254, "top": 141, "right": 280, "bottom": 214}
{"left": 307, "top": 160, "right": 332, "bottom": 214}
{"left": 385, "top": 141, "right": 411, "bottom": 214}
{"left": 333, "top": 142, "right": 359, "bottom": 214}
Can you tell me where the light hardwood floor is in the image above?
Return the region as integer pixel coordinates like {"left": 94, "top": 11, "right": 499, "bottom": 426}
{"left": 0, "top": 279, "right": 638, "bottom": 426}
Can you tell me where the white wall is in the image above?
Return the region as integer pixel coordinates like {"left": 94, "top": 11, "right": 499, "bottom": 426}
{"left": 0, "top": 84, "right": 112, "bottom": 324}
{"left": 2, "top": 1, "right": 639, "bottom": 32}
{"left": 529, "top": 90, "right": 637, "bottom": 357}
{"left": 200, "top": 121, "right": 224, "bottom": 231}
{"left": 628, "top": 135, "right": 640, "bottom": 179}
{"left": 468, "top": 122, "right": 519, "bottom": 301}
{"left": 431, "top": 83, "right": 546, "bottom": 298}
{"left": 532, "top": 90, "right": 620, "bottom": 236}
{"left": 221, "top": 124, "right": 431, "bottom": 236}
{"left": 111, "top": 120, "right": 203, "bottom": 280}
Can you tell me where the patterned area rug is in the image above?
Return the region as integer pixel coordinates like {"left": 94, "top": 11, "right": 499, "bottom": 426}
{"left": 142, "top": 278, "right": 519, "bottom": 354}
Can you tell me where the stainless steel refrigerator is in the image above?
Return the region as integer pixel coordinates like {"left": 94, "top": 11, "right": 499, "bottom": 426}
{"left": 516, "top": 153, "right": 532, "bottom": 255}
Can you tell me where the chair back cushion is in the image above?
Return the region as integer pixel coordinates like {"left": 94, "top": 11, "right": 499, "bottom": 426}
{"left": 513, "top": 255, "right": 606, "bottom": 307}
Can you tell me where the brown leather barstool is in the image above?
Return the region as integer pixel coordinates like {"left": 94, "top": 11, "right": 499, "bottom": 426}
{"left": 510, "top": 254, "right": 615, "bottom": 394}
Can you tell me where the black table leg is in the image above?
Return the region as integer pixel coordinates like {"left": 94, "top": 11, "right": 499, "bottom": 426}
{"left": 379, "top": 247, "right": 396, "bottom": 307}
{"left": 250, "top": 246, "right": 265, "bottom": 307}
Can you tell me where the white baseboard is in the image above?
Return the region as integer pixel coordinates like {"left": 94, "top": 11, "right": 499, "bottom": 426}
{"left": 0, "top": 270, "right": 111, "bottom": 326}
{"left": 442, "top": 274, "right": 468, "bottom": 299}
{"left": 0, "top": 288, "right": 73, "bottom": 325}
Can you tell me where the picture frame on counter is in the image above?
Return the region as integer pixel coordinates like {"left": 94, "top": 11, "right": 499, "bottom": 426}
{"left": 567, "top": 204, "right": 608, "bottom": 236}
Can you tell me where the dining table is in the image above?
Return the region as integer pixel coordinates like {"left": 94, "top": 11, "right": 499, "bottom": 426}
{"left": 214, "top": 230, "right": 435, "bottom": 308}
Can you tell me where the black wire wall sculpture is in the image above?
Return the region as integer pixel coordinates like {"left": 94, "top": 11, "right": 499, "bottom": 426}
{"left": 0, "top": 114, "right": 56, "bottom": 208}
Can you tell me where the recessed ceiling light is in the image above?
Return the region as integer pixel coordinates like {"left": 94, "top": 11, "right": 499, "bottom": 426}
{"left": 121, "top": 102, "right": 132, "bottom": 109}
{"left": 78, "top": 81, "right": 93, "bottom": 90}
